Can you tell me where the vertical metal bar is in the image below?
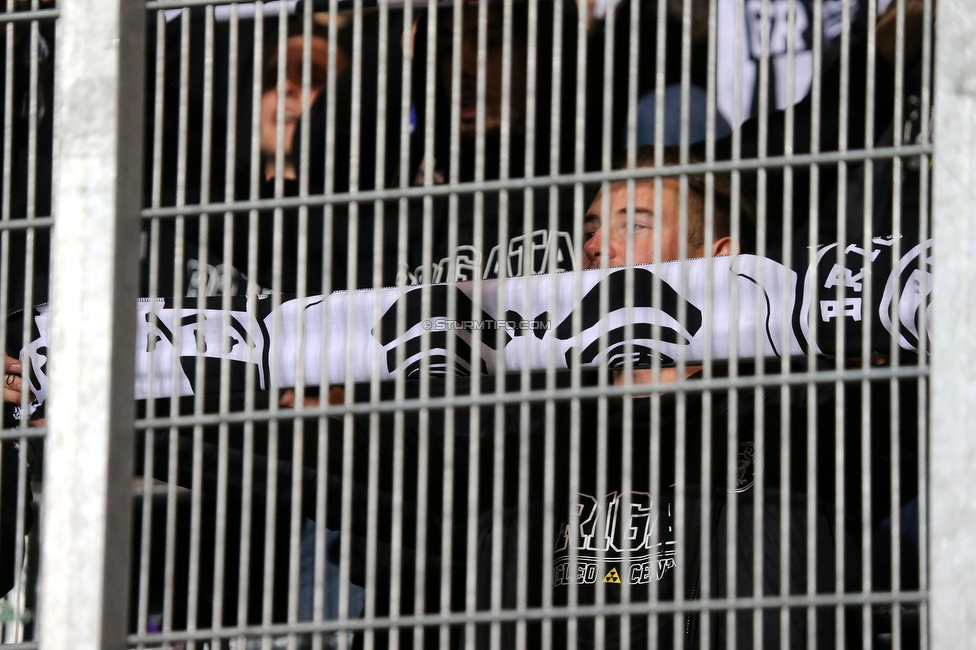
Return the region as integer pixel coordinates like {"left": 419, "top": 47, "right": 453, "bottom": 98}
{"left": 886, "top": 2, "right": 907, "bottom": 645}
{"left": 546, "top": 0, "right": 573, "bottom": 647}
{"left": 162, "top": 11, "right": 191, "bottom": 645}
{"left": 432, "top": 2, "right": 461, "bottom": 644}
{"left": 211, "top": 5, "right": 240, "bottom": 643}
{"left": 488, "top": 0, "right": 516, "bottom": 648}
{"left": 389, "top": 0, "right": 414, "bottom": 644}
{"left": 929, "top": 0, "right": 976, "bottom": 647}
{"left": 747, "top": 0, "right": 773, "bottom": 640}
{"left": 645, "top": 0, "right": 669, "bottom": 645}
{"left": 696, "top": 0, "right": 721, "bottom": 646}
{"left": 581, "top": 46, "right": 610, "bottom": 650}
{"left": 313, "top": 1, "right": 341, "bottom": 645}
{"left": 858, "top": 2, "right": 879, "bottom": 647}
{"left": 9, "top": 3, "right": 42, "bottom": 641}
{"left": 516, "top": 0, "right": 540, "bottom": 647}
{"left": 778, "top": 0, "right": 799, "bottom": 645}
{"left": 721, "top": 1, "right": 747, "bottom": 646}
{"left": 137, "top": 11, "right": 168, "bottom": 649}
{"left": 833, "top": 0, "right": 852, "bottom": 643}
{"left": 38, "top": 0, "right": 144, "bottom": 648}
{"left": 339, "top": 3, "right": 365, "bottom": 648}
{"left": 285, "top": 4, "right": 314, "bottom": 650}
{"left": 805, "top": 0, "right": 824, "bottom": 645}
{"left": 237, "top": 3, "right": 266, "bottom": 643}
{"left": 460, "top": 1, "right": 490, "bottom": 644}
{"left": 361, "top": 3, "right": 392, "bottom": 649}
{"left": 389, "top": 7, "right": 420, "bottom": 650}
{"left": 185, "top": 8, "right": 216, "bottom": 647}
{"left": 259, "top": 5, "right": 289, "bottom": 647}
{"left": 389, "top": 0, "right": 422, "bottom": 650}
{"left": 675, "top": 7, "right": 695, "bottom": 650}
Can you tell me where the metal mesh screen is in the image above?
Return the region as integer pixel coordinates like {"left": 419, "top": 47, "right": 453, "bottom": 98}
{"left": 0, "top": 0, "right": 945, "bottom": 647}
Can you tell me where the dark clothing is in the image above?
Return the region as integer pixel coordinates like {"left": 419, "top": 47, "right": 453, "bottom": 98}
{"left": 142, "top": 358, "right": 923, "bottom": 649}
{"left": 470, "top": 361, "right": 921, "bottom": 649}
{"left": 0, "top": 411, "right": 36, "bottom": 596}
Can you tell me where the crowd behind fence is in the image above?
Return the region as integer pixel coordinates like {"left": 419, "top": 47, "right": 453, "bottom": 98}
{"left": 0, "top": 0, "right": 966, "bottom": 647}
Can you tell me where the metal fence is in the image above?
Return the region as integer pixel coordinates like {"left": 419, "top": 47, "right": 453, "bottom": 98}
{"left": 0, "top": 0, "right": 973, "bottom": 647}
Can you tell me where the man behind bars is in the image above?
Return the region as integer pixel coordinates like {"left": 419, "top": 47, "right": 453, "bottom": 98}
{"left": 469, "top": 145, "right": 918, "bottom": 649}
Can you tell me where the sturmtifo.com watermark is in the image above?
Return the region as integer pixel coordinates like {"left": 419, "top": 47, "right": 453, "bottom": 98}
{"left": 421, "top": 318, "right": 552, "bottom": 332}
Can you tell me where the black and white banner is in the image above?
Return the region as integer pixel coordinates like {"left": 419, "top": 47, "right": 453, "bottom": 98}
{"left": 14, "top": 237, "right": 932, "bottom": 409}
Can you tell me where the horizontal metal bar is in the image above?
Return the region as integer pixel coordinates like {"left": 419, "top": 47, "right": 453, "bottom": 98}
{"left": 128, "top": 589, "right": 927, "bottom": 643}
{"left": 143, "top": 0, "right": 542, "bottom": 15}
{"left": 0, "top": 216, "right": 54, "bottom": 231}
{"left": 0, "top": 643, "right": 40, "bottom": 650}
{"left": 0, "top": 426, "right": 46, "bottom": 441}
{"left": 134, "top": 363, "right": 929, "bottom": 430}
{"left": 142, "top": 144, "right": 934, "bottom": 219}
{"left": 31, "top": 476, "right": 191, "bottom": 498}
{"left": 145, "top": 0, "right": 305, "bottom": 10}
{"left": 0, "top": 8, "right": 58, "bottom": 23}
{"left": 145, "top": 0, "right": 256, "bottom": 8}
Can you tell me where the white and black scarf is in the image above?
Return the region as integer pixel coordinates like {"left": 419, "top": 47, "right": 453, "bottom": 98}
{"left": 16, "top": 236, "right": 931, "bottom": 408}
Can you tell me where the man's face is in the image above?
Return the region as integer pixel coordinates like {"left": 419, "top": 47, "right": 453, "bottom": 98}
{"left": 438, "top": 6, "right": 528, "bottom": 137}
{"left": 583, "top": 180, "right": 703, "bottom": 269}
